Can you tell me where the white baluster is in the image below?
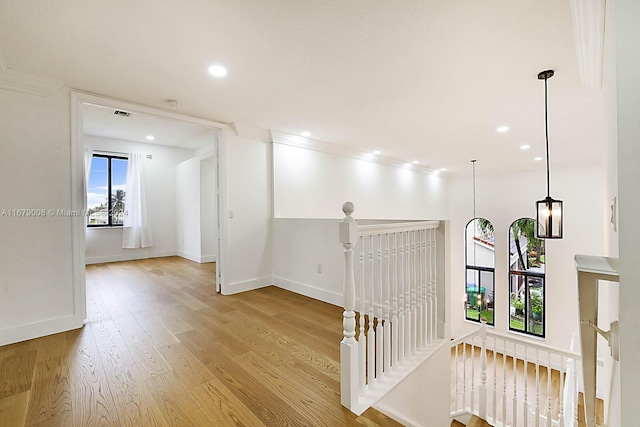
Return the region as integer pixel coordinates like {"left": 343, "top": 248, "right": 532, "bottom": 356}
{"left": 422, "top": 230, "right": 428, "bottom": 345}
{"left": 411, "top": 230, "right": 417, "bottom": 354}
{"left": 404, "top": 231, "right": 411, "bottom": 358}
{"left": 384, "top": 234, "right": 391, "bottom": 373}
{"left": 417, "top": 230, "right": 423, "bottom": 349}
{"left": 431, "top": 228, "right": 438, "bottom": 340}
{"left": 392, "top": 233, "right": 398, "bottom": 368}
{"left": 479, "top": 320, "right": 488, "bottom": 420}
{"left": 535, "top": 349, "right": 540, "bottom": 427}
{"left": 368, "top": 235, "right": 375, "bottom": 389}
{"left": 463, "top": 342, "right": 468, "bottom": 411}
{"left": 513, "top": 342, "right": 518, "bottom": 426}
{"left": 524, "top": 348, "right": 528, "bottom": 427}
{"left": 573, "top": 359, "right": 578, "bottom": 426}
{"left": 471, "top": 339, "right": 476, "bottom": 413}
{"left": 358, "top": 236, "right": 366, "bottom": 393}
{"left": 547, "top": 352, "right": 552, "bottom": 427}
{"left": 503, "top": 340, "right": 507, "bottom": 426}
{"left": 376, "top": 234, "right": 383, "bottom": 382}
{"left": 455, "top": 343, "right": 460, "bottom": 411}
{"left": 339, "top": 202, "right": 359, "bottom": 410}
{"left": 398, "top": 231, "right": 405, "bottom": 362}
{"left": 493, "top": 336, "right": 497, "bottom": 422}
{"left": 558, "top": 355, "right": 565, "bottom": 427}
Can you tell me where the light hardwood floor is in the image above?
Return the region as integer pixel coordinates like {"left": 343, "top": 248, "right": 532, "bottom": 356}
{"left": 0, "top": 257, "right": 402, "bottom": 427}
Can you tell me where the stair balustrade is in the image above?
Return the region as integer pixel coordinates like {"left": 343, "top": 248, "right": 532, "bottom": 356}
{"left": 339, "top": 202, "right": 444, "bottom": 415}
{"left": 451, "top": 321, "right": 581, "bottom": 427}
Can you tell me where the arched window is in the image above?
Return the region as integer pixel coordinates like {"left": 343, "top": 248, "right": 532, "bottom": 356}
{"left": 465, "top": 218, "right": 495, "bottom": 326}
{"left": 508, "top": 218, "right": 545, "bottom": 337}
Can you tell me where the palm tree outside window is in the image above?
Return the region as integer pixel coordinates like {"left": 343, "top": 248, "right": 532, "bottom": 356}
{"left": 87, "top": 154, "right": 128, "bottom": 227}
{"left": 465, "top": 218, "right": 495, "bottom": 326}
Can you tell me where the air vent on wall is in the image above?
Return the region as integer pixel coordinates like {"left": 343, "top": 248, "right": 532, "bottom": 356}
{"left": 113, "top": 109, "right": 131, "bottom": 117}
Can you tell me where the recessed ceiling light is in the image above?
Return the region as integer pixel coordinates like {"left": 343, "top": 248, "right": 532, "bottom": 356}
{"left": 208, "top": 65, "right": 228, "bottom": 77}
{"left": 146, "top": 135, "right": 155, "bottom": 141}
{"left": 440, "top": 168, "right": 447, "bottom": 172}
{"left": 534, "top": 157, "right": 543, "bottom": 161}
{"left": 520, "top": 145, "right": 530, "bottom": 150}
{"left": 433, "top": 170, "right": 440, "bottom": 175}
{"left": 301, "top": 131, "right": 311, "bottom": 137}
{"left": 373, "top": 150, "right": 381, "bottom": 155}
{"left": 412, "top": 161, "right": 419, "bottom": 164}
{"left": 497, "top": 126, "right": 509, "bottom": 133}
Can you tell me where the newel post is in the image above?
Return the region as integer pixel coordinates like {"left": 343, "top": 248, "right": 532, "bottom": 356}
{"left": 479, "top": 317, "right": 488, "bottom": 420}
{"left": 340, "top": 201, "right": 359, "bottom": 410}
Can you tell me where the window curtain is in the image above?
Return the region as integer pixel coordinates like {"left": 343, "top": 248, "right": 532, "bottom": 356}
{"left": 122, "top": 153, "right": 153, "bottom": 248}
{"left": 84, "top": 149, "right": 94, "bottom": 227}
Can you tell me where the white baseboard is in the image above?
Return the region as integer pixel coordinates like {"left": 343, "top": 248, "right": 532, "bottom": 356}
{"left": 223, "top": 276, "right": 272, "bottom": 295}
{"left": 271, "top": 277, "right": 342, "bottom": 307}
{"left": 0, "top": 314, "right": 84, "bottom": 347}
{"left": 176, "top": 251, "right": 217, "bottom": 264}
{"left": 85, "top": 250, "right": 176, "bottom": 265}
{"left": 373, "top": 403, "right": 423, "bottom": 427}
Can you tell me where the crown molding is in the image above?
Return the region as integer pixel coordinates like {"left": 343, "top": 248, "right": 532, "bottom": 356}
{"left": 231, "top": 122, "right": 272, "bottom": 142}
{"left": 270, "top": 130, "right": 437, "bottom": 174}
{"left": 0, "top": 51, "right": 63, "bottom": 96}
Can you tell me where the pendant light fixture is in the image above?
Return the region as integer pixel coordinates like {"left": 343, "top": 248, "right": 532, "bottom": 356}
{"left": 535, "top": 70, "right": 563, "bottom": 239}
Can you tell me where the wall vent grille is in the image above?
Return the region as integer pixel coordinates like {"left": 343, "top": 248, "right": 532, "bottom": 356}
{"left": 113, "top": 110, "right": 131, "bottom": 117}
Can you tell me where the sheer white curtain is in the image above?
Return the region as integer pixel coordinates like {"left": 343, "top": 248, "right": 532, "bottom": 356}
{"left": 122, "top": 153, "right": 153, "bottom": 248}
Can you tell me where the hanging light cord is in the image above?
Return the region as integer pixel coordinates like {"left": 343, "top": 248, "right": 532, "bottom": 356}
{"left": 544, "top": 75, "right": 550, "bottom": 198}
{"left": 471, "top": 159, "right": 477, "bottom": 219}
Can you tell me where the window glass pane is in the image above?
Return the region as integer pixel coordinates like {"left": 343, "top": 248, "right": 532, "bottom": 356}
{"left": 87, "top": 156, "right": 108, "bottom": 225}
{"left": 465, "top": 217, "right": 495, "bottom": 326}
{"left": 466, "top": 218, "right": 495, "bottom": 269}
{"left": 111, "top": 158, "right": 128, "bottom": 225}
{"left": 508, "top": 218, "right": 546, "bottom": 337}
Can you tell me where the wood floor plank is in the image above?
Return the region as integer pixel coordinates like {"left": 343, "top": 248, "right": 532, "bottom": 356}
{"left": 90, "top": 321, "right": 168, "bottom": 427}
{"left": 24, "top": 355, "right": 72, "bottom": 426}
{"left": 157, "top": 343, "right": 213, "bottom": 389}
{"left": 0, "top": 390, "right": 29, "bottom": 427}
{"left": 0, "top": 350, "right": 36, "bottom": 400}
{"left": 66, "top": 327, "right": 118, "bottom": 427}
{"left": 35, "top": 333, "right": 67, "bottom": 363}
{"left": 145, "top": 371, "right": 215, "bottom": 426}
{"left": 189, "top": 376, "right": 265, "bottom": 427}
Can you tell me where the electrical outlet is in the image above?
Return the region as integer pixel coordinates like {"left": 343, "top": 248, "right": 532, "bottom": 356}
{"left": 317, "top": 264, "right": 322, "bottom": 273}
{"left": 228, "top": 210, "right": 234, "bottom": 218}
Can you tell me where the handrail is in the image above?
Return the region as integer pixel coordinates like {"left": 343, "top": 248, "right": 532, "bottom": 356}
{"left": 357, "top": 220, "right": 440, "bottom": 236}
{"left": 450, "top": 329, "right": 481, "bottom": 346}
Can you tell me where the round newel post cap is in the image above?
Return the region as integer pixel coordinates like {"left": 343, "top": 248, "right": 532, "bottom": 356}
{"left": 342, "top": 201, "right": 355, "bottom": 218}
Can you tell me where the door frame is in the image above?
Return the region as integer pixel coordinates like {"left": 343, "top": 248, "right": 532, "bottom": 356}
{"left": 70, "top": 91, "right": 228, "bottom": 321}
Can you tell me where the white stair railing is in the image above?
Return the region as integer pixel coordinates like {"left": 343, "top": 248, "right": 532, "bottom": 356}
{"left": 451, "top": 320, "right": 581, "bottom": 427}
{"left": 339, "top": 202, "right": 443, "bottom": 415}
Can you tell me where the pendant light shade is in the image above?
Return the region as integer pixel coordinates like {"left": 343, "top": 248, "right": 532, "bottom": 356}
{"left": 536, "top": 70, "right": 563, "bottom": 239}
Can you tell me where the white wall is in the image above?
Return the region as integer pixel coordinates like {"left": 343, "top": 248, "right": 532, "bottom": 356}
{"left": 449, "top": 166, "right": 605, "bottom": 354}
{"left": 84, "top": 135, "right": 194, "bottom": 264}
{"left": 200, "top": 158, "right": 217, "bottom": 261}
{"left": 221, "top": 128, "right": 273, "bottom": 294}
{"left": 273, "top": 143, "right": 448, "bottom": 220}
{"left": 0, "top": 88, "right": 82, "bottom": 345}
{"left": 176, "top": 157, "right": 202, "bottom": 261}
{"left": 376, "top": 343, "right": 452, "bottom": 427}
{"left": 615, "top": 0, "right": 640, "bottom": 424}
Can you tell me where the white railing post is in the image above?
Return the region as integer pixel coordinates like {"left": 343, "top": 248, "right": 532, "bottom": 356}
{"left": 479, "top": 318, "right": 488, "bottom": 420}
{"left": 340, "top": 202, "right": 359, "bottom": 410}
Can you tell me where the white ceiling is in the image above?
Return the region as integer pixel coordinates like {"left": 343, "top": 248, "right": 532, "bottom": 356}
{"left": 0, "top": 0, "right": 604, "bottom": 175}
{"left": 82, "top": 103, "right": 217, "bottom": 150}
